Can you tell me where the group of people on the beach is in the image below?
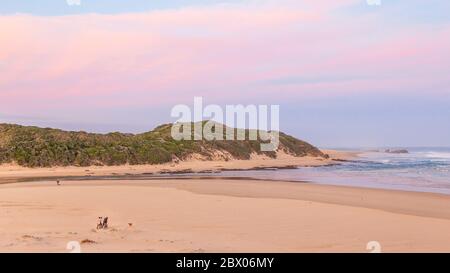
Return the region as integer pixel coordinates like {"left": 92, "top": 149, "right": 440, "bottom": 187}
{"left": 56, "top": 180, "right": 109, "bottom": 230}
{"left": 97, "top": 217, "right": 109, "bottom": 229}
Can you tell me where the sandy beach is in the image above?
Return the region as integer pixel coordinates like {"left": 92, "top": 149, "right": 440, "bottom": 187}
{"left": 2, "top": 150, "right": 450, "bottom": 253}
{"left": 0, "top": 150, "right": 352, "bottom": 182}
{"left": 2, "top": 0, "right": 448, "bottom": 257}
{"left": 2, "top": 177, "right": 450, "bottom": 253}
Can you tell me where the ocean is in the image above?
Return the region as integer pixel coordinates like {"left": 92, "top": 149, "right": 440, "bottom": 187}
{"left": 205, "top": 148, "right": 450, "bottom": 194}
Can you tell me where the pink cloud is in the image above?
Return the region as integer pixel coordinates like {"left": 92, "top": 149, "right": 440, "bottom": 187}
{"left": 0, "top": 0, "right": 449, "bottom": 115}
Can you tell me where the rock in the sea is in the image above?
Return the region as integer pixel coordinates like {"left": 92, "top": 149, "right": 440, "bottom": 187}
{"left": 385, "top": 149, "right": 409, "bottom": 154}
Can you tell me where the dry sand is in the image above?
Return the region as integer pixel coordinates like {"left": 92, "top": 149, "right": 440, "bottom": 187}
{"left": 2, "top": 178, "right": 450, "bottom": 253}
{"left": 2, "top": 150, "right": 448, "bottom": 253}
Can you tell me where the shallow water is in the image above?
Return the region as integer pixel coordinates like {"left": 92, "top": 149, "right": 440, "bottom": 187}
{"left": 11, "top": 148, "right": 450, "bottom": 195}
{"left": 201, "top": 148, "right": 450, "bottom": 194}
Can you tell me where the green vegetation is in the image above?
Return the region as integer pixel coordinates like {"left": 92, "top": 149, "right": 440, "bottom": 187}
{"left": 0, "top": 122, "right": 327, "bottom": 167}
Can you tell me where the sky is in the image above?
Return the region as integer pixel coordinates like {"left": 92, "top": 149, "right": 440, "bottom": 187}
{"left": 0, "top": 0, "right": 449, "bottom": 148}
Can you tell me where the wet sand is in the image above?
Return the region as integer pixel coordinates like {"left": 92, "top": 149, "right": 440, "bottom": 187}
{"left": 1, "top": 178, "right": 450, "bottom": 253}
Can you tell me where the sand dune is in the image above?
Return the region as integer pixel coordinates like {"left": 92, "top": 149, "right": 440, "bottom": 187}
{"left": 1, "top": 179, "right": 450, "bottom": 253}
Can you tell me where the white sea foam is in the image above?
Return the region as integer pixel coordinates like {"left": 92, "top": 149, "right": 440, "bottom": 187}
{"left": 423, "top": 152, "right": 450, "bottom": 159}
{"left": 215, "top": 148, "right": 450, "bottom": 194}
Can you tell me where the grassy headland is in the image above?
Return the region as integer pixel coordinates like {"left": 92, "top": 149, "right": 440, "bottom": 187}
{"left": 0, "top": 122, "right": 326, "bottom": 167}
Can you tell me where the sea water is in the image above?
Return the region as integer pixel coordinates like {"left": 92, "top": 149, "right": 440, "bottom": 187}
{"left": 207, "top": 148, "right": 450, "bottom": 194}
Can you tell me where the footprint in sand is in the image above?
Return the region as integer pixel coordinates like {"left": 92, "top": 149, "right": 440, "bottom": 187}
{"left": 21, "top": 235, "right": 43, "bottom": 241}
{"left": 191, "top": 248, "right": 206, "bottom": 253}
{"left": 80, "top": 239, "right": 97, "bottom": 244}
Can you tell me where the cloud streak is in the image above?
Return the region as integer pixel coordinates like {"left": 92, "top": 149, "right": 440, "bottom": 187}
{"left": 0, "top": 0, "right": 449, "bottom": 123}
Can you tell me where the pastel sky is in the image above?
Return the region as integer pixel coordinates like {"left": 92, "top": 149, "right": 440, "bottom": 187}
{"left": 1, "top": 0, "right": 449, "bottom": 147}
